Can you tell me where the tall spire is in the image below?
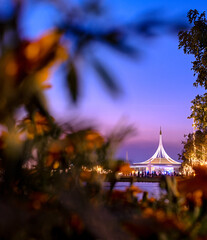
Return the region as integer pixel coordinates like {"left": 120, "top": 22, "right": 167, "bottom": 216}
{"left": 159, "top": 127, "right": 162, "bottom": 147}
{"left": 126, "top": 151, "right": 129, "bottom": 162}
{"left": 137, "top": 127, "right": 181, "bottom": 165}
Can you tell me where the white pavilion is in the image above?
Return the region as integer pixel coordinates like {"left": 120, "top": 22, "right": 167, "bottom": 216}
{"left": 131, "top": 128, "right": 181, "bottom": 175}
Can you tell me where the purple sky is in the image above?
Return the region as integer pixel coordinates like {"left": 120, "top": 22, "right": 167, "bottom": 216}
{"left": 17, "top": 0, "right": 207, "bottom": 162}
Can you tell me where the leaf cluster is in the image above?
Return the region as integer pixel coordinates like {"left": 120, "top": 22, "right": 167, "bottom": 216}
{"left": 179, "top": 10, "right": 207, "bottom": 168}
{"left": 179, "top": 9, "right": 207, "bottom": 89}
{"left": 179, "top": 130, "right": 207, "bottom": 169}
{"left": 189, "top": 93, "right": 207, "bottom": 130}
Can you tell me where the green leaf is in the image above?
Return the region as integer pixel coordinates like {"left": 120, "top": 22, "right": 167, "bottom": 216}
{"left": 109, "top": 42, "right": 137, "bottom": 58}
{"left": 67, "top": 62, "right": 79, "bottom": 102}
{"left": 92, "top": 58, "right": 119, "bottom": 95}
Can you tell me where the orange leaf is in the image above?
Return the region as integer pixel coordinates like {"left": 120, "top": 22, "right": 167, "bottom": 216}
{"left": 177, "top": 166, "right": 207, "bottom": 198}
{"left": 118, "top": 163, "right": 132, "bottom": 174}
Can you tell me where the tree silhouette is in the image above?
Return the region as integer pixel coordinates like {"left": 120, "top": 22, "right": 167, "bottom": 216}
{"left": 179, "top": 10, "right": 207, "bottom": 169}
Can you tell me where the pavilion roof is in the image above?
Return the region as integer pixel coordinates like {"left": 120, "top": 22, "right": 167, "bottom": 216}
{"left": 132, "top": 157, "right": 181, "bottom": 166}
{"left": 132, "top": 128, "right": 181, "bottom": 166}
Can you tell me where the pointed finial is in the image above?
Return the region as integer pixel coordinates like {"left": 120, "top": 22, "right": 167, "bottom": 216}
{"left": 160, "top": 126, "right": 162, "bottom": 135}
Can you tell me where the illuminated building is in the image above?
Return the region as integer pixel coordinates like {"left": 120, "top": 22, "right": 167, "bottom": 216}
{"left": 131, "top": 128, "right": 181, "bottom": 175}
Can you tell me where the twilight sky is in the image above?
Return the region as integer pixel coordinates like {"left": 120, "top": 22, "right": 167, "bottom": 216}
{"left": 15, "top": 0, "right": 207, "bottom": 162}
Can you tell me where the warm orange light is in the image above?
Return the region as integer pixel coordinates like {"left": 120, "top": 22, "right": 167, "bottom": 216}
{"left": 94, "top": 165, "right": 103, "bottom": 173}
{"left": 53, "top": 161, "right": 60, "bottom": 169}
{"left": 65, "top": 145, "right": 74, "bottom": 154}
{"left": 6, "top": 60, "right": 18, "bottom": 76}
{"left": 118, "top": 163, "right": 132, "bottom": 174}
{"left": 25, "top": 43, "right": 40, "bottom": 60}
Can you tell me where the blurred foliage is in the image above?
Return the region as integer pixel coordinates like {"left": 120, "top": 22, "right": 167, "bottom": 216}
{"left": 0, "top": 1, "right": 204, "bottom": 240}
{"left": 180, "top": 10, "right": 207, "bottom": 131}
{"left": 179, "top": 10, "right": 207, "bottom": 90}
{"left": 190, "top": 93, "right": 207, "bottom": 131}
{"left": 179, "top": 130, "right": 207, "bottom": 174}
{"left": 179, "top": 10, "right": 207, "bottom": 171}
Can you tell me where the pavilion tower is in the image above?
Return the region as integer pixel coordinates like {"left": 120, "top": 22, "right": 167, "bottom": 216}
{"left": 131, "top": 128, "right": 181, "bottom": 174}
{"left": 143, "top": 127, "right": 180, "bottom": 165}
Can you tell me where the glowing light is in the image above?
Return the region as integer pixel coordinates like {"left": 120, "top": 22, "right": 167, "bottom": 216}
{"left": 25, "top": 43, "right": 40, "bottom": 60}
{"left": 6, "top": 60, "right": 18, "bottom": 76}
